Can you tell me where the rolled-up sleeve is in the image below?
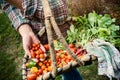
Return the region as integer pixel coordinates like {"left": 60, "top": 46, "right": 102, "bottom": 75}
{"left": 0, "top": 0, "right": 30, "bottom": 30}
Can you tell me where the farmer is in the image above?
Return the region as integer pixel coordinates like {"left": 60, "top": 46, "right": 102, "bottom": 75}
{"left": 0, "top": 0, "right": 82, "bottom": 80}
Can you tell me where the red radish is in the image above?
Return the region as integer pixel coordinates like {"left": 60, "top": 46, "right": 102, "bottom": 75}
{"left": 76, "top": 48, "right": 83, "bottom": 55}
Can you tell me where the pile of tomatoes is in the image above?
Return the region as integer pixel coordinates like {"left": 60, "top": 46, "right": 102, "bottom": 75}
{"left": 26, "top": 43, "right": 87, "bottom": 80}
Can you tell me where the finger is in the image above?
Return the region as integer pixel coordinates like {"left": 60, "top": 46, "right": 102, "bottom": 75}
{"left": 25, "top": 50, "right": 31, "bottom": 58}
{"left": 23, "top": 46, "right": 31, "bottom": 58}
{"left": 40, "top": 44, "right": 46, "bottom": 52}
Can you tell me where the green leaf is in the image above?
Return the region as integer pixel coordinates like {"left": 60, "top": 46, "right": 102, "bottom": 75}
{"left": 109, "top": 24, "right": 119, "bottom": 31}
{"left": 98, "top": 14, "right": 114, "bottom": 27}
{"left": 90, "top": 28, "right": 98, "bottom": 35}
{"left": 88, "top": 11, "right": 97, "bottom": 27}
{"left": 70, "top": 24, "right": 74, "bottom": 32}
{"left": 98, "top": 28, "right": 110, "bottom": 36}
{"left": 67, "top": 30, "right": 70, "bottom": 35}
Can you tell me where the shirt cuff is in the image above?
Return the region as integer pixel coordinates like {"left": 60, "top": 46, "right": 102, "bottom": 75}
{"left": 11, "top": 16, "right": 31, "bottom": 31}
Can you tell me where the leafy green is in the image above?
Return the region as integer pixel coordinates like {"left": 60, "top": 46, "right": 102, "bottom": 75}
{"left": 66, "top": 24, "right": 79, "bottom": 43}
{"left": 66, "top": 11, "right": 120, "bottom": 49}
{"left": 88, "top": 11, "right": 98, "bottom": 27}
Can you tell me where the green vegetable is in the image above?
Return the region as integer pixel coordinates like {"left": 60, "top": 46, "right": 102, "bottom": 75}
{"left": 66, "top": 24, "right": 79, "bottom": 43}
{"left": 66, "top": 11, "right": 120, "bottom": 49}
{"left": 28, "top": 60, "right": 36, "bottom": 68}
{"left": 53, "top": 40, "right": 64, "bottom": 50}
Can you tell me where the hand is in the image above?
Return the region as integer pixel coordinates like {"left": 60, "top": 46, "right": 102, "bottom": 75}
{"left": 18, "top": 24, "right": 45, "bottom": 58}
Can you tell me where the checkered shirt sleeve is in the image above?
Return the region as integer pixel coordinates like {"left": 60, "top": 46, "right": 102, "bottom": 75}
{"left": 0, "top": 0, "right": 30, "bottom": 30}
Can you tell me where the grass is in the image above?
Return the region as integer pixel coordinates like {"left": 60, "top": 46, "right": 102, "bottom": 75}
{"left": 0, "top": 12, "right": 115, "bottom": 80}
{"left": 0, "top": 12, "right": 23, "bottom": 80}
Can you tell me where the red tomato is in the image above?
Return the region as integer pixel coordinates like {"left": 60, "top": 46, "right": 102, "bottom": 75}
{"left": 27, "top": 73, "right": 37, "bottom": 80}
{"left": 38, "top": 62, "right": 43, "bottom": 67}
{"left": 38, "top": 48, "right": 44, "bottom": 54}
{"left": 41, "top": 65, "right": 46, "bottom": 70}
{"left": 39, "top": 68, "right": 43, "bottom": 74}
{"left": 31, "top": 47, "right": 35, "bottom": 51}
{"left": 39, "top": 53, "right": 45, "bottom": 59}
{"left": 60, "top": 53, "right": 65, "bottom": 58}
{"left": 32, "top": 43, "right": 36, "bottom": 47}
{"left": 44, "top": 44, "right": 49, "bottom": 51}
{"left": 36, "top": 54, "right": 40, "bottom": 59}
{"left": 47, "top": 66, "right": 52, "bottom": 72}
{"left": 30, "top": 50, "right": 35, "bottom": 58}
{"left": 68, "top": 44, "right": 75, "bottom": 48}
{"left": 35, "top": 50, "right": 40, "bottom": 55}
{"left": 37, "top": 44, "right": 40, "bottom": 49}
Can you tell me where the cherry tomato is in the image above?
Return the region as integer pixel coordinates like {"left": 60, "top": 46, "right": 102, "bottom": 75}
{"left": 35, "top": 50, "right": 40, "bottom": 55}
{"left": 44, "top": 44, "right": 49, "bottom": 51}
{"left": 60, "top": 53, "right": 65, "bottom": 58}
{"left": 39, "top": 53, "right": 45, "bottom": 59}
{"left": 68, "top": 44, "right": 75, "bottom": 48}
{"left": 38, "top": 62, "right": 43, "bottom": 67}
{"left": 27, "top": 73, "right": 37, "bottom": 80}
{"left": 38, "top": 48, "right": 44, "bottom": 54}
{"left": 41, "top": 65, "right": 46, "bottom": 70}
{"left": 47, "top": 66, "right": 52, "bottom": 72}
{"left": 70, "top": 47, "right": 77, "bottom": 53}
{"left": 30, "top": 67, "right": 38, "bottom": 73}
{"left": 30, "top": 50, "right": 35, "bottom": 58}
{"left": 39, "top": 68, "right": 43, "bottom": 74}
{"left": 32, "top": 43, "right": 36, "bottom": 47}
{"left": 36, "top": 54, "right": 40, "bottom": 59}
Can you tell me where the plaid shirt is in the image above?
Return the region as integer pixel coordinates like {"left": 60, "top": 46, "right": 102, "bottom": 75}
{"left": 0, "top": 0, "right": 68, "bottom": 31}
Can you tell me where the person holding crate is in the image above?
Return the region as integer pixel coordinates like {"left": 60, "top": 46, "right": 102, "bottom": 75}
{"left": 0, "top": 0, "right": 83, "bottom": 80}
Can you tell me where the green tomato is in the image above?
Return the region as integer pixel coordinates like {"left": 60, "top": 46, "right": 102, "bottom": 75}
{"left": 28, "top": 60, "right": 36, "bottom": 68}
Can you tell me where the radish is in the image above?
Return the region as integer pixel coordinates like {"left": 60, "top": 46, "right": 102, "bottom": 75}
{"left": 75, "top": 48, "right": 83, "bottom": 55}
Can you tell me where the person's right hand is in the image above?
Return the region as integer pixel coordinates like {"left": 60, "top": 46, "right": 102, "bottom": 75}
{"left": 18, "top": 24, "right": 45, "bottom": 58}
